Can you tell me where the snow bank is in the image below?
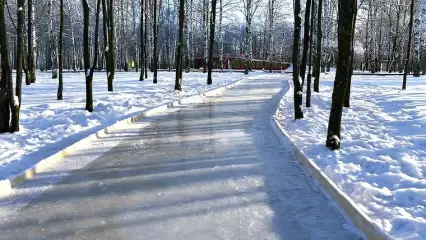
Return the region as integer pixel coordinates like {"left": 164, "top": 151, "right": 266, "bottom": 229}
{"left": 0, "top": 71, "right": 260, "bottom": 180}
{"left": 278, "top": 74, "right": 426, "bottom": 239}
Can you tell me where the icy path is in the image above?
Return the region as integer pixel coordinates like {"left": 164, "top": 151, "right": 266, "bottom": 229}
{"left": 0, "top": 77, "right": 360, "bottom": 239}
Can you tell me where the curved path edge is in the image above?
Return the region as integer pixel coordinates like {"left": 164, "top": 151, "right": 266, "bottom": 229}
{"left": 271, "top": 79, "right": 391, "bottom": 240}
{"left": 0, "top": 76, "right": 250, "bottom": 198}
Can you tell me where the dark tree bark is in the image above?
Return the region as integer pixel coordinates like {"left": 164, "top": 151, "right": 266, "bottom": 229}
{"left": 325, "top": 0, "right": 357, "bottom": 150}
{"left": 153, "top": 0, "right": 158, "bottom": 84}
{"left": 144, "top": 0, "right": 148, "bottom": 79}
{"left": 0, "top": 0, "right": 17, "bottom": 133}
{"left": 344, "top": 11, "right": 358, "bottom": 108}
{"left": 83, "top": 0, "right": 101, "bottom": 112}
{"left": 102, "top": 0, "right": 109, "bottom": 80}
{"left": 27, "top": 0, "right": 36, "bottom": 84}
{"left": 207, "top": 0, "right": 217, "bottom": 85}
{"left": 175, "top": 0, "right": 184, "bottom": 91}
{"left": 313, "top": 0, "right": 322, "bottom": 93}
{"left": 292, "top": 0, "right": 304, "bottom": 120}
{"left": 139, "top": 0, "right": 145, "bottom": 81}
{"left": 58, "top": 0, "right": 64, "bottom": 100}
{"left": 306, "top": 0, "right": 315, "bottom": 108}
{"left": 107, "top": 0, "right": 115, "bottom": 91}
{"left": 300, "top": 0, "right": 312, "bottom": 88}
{"left": 403, "top": 0, "right": 415, "bottom": 90}
{"left": 12, "top": 0, "right": 25, "bottom": 132}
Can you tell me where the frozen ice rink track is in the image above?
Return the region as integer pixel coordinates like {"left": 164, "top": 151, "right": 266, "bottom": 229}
{"left": 0, "top": 76, "right": 361, "bottom": 240}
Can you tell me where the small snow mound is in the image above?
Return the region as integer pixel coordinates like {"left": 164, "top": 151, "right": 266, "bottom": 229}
{"left": 14, "top": 96, "right": 19, "bottom": 106}
{"left": 331, "top": 135, "right": 340, "bottom": 144}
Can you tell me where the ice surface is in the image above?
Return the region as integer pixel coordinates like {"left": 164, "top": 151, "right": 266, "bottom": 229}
{"left": 278, "top": 74, "right": 426, "bottom": 239}
{"left": 0, "top": 71, "right": 261, "bottom": 181}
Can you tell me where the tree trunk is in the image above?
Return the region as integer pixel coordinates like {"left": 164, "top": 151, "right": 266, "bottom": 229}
{"left": 403, "top": 0, "right": 415, "bottom": 90}
{"left": 218, "top": 0, "right": 223, "bottom": 70}
{"left": 58, "top": 0, "right": 64, "bottom": 100}
{"left": 300, "top": 0, "right": 312, "bottom": 87}
{"left": 140, "top": 0, "right": 145, "bottom": 81}
{"left": 27, "top": 0, "right": 36, "bottom": 84}
{"left": 107, "top": 0, "right": 115, "bottom": 91}
{"left": 325, "top": 0, "right": 357, "bottom": 150}
{"left": 1, "top": 0, "right": 17, "bottom": 133}
{"left": 268, "top": 0, "right": 275, "bottom": 73}
{"left": 413, "top": 0, "right": 421, "bottom": 77}
{"left": 184, "top": 0, "right": 190, "bottom": 72}
{"left": 132, "top": 0, "right": 138, "bottom": 72}
{"left": 83, "top": 0, "right": 100, "bottom": 112}
{"left": 153, "top": 0, "right": 158, "bottom": 84}
{"left": 144, "top": 0, "right": 148, "bottom": 79}
{"left": 12, "top": 0, "right": 25, "bottom": 132}
{"left": 203, "top": 0, "right": 209, "bottom": 73}
{"left": 344, "top": 11, "right": 357, "bottom": 108}
{"left": 49, "top": 0, "right": 58, "bottom": 79}
{"left": 314, "top": 0, "right": 323, "bottom": 92}
{"left": 207, "top": 0, "right": 217, "bottom": 84}
{"left": 306, "top": 0, "right": 315, "bottom": 108}
{"left": 175, "top": 0, "right": 184, "bottom": 91}
{"left": 292, "top": 0, "right": 304, "bottom": 120}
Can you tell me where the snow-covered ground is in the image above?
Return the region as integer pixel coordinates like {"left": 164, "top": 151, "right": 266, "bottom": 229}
{"left": 0, "top": 71, "right": 260, "bottom": 181}
{"left": 278, "top": 74, "right": 426, "bottom": 239}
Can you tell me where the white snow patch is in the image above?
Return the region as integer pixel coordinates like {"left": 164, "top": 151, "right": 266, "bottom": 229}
{"left": 14, "top": 96, "right": 19, "bottom": 106}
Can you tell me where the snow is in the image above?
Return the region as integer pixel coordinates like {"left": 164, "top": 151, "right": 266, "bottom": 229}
{"left": 0, "top": 71, "right": 262, "bottom": 181}
{"left": 13, "top": 96, "right": 19, "bottom": 106}
{"left": 277, "top": 73, "right": 426, "bottom": 239}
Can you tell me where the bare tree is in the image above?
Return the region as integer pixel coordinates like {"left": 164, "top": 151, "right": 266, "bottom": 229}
{"left": 58, "top": 0, "right": 64, "bottom": 100}
{"left": 175, "top": 0, "right": 184, "bottom": 91}
{"left": 403, "top": 0, "right": 415, "bottom": 90}
{"left": 325, "top": 0, "right": 357, "bottom": 150}
{"left": 207, "top": 0, "right": 217, "bottom": 84}
{"left": 292, "top": 0, "right": 304, "bottom": 120}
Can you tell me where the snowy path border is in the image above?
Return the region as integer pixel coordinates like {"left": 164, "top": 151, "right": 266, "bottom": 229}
{"left": 0, "top": 77, "right": 248, "bottom": 198}
{"left": 271, "top": 80, "right": 390, "bottom": 240}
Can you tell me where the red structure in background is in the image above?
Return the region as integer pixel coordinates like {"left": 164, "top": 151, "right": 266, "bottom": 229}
{"left": 194, "top": 57, "right": 290, "bottom": 71}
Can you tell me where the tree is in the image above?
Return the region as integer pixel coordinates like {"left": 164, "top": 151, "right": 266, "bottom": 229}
{"left": 412, "top": 0, "right": 421, "bottom": 77}
{"left": 57, "top": 0, "right": 64, "bottom": 100}
{"left": 218, "top": 0, "right": 223, "bottom": 70}
{"left": 403, "top": 0, "right": 415, "bottom": 90}
{"left": 241, "top": 0, "right": 261, "bottom": 75}
{"left": 300, "top": 0, "right": 312, "bottom": 87}
{"left": 49, "top": 0, "right": 58, "bottom": 79}
{"left": 203, "top": 0, "right": 209, "bottom": 73}
{"left": 82, "top": 0, "right": 101, "bottom": 112}
{"left": 344, "top": 1, "right": 362, "bottom": 108}
{"left": 12, "top": 0, "right": 25, "bottom": 132}
{"left": 314, "top": 0, "right": 323, "bottom": 93}
{"left": 325, "top": 0, "right": 357, "bottom": 150}
{"left": 306, "top": 0, "right": 315, "bottom": 108}
{"left": 107, "top": 0, "right": 115, "bottom": 91}
{"left": 153, "top": 0, "right": 158, "bottom": 84}
{"left": 0, "top": 0, "right": 18, "bottom": 133}
{"left": 144, "top": 0, "right": 148, "bottom": 79}
{"left": 267, "top": 0, "right": 275, "bottom": 73}
{"left": 140, "top": 0, "right": 145, "bottom": 81}
{"left": 292, "top": 0, "right": 304, "bottom": 120}
{"left": 175, "top": 0, "right": 184, "bottom": 91}
{"left": 27, "top": 0, "right": 36, "bottom": 84}
{"left": 207, "top": 0, "right": 217, "bottom": 84}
